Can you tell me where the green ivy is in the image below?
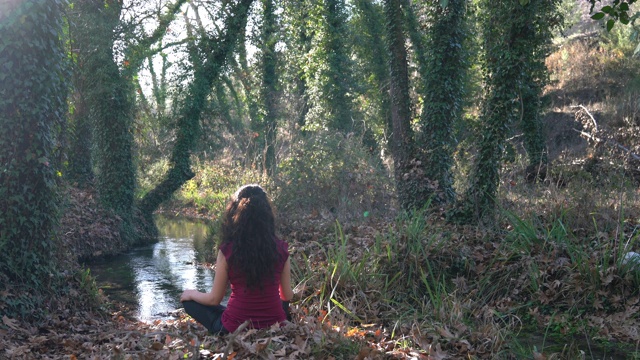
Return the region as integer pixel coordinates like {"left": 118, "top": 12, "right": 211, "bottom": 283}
{"left": 589, "top": 0, "right": 637, "bottom": 30}
{"left": 73, "top": 0, "right": 136, "bottom": 242}
{"left": 411, "top": 0, "right": 469, "bottom": 204}
{"left": 250, "top": 0, "right": 280, "bottom": 176}
{"left": 351, "top": 0, "right": 391, "bottom": 156}
{"left": 0, "top": 0, "right": 67, "bottom": 316}
{"left": 463, "top": 0, "right": 561, "bottom": 224}
{"left": 518, "top": 0, "right": 562, "bottom": 179}
{"left": 303, "top": 0, "right": 356, "bottom": 133}
{"left": 384, "top": 0, "right": 416, "bottom": 211}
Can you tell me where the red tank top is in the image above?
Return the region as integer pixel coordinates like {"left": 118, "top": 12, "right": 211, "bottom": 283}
{"left": 220, "top": 238, "right": 288, "bottom": 332}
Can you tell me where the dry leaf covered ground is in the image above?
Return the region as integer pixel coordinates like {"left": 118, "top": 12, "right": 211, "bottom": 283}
{"left": 3, "top": 194, "right": 640, "bottom": 359}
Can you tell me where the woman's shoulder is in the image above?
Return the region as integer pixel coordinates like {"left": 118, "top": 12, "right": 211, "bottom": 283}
{"left": 275, "top": 237, "right": 289, "bottom": 255}
{"left": 220, "top": 242, "right": 232, "bottom": 257}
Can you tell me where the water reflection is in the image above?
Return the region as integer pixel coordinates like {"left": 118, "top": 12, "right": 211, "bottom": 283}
{"left": 89, "top": 216, "right": 217, "bottom": 322}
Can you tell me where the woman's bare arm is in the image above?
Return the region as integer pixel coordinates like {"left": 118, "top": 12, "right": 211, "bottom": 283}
{"left": 279, "top": 258, "right": 294, "bottom": 301}
{"left": 180, "top": 251, "right": 228, "bottom": 306}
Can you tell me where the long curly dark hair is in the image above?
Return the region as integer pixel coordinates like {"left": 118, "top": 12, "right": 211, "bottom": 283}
{"left": 220, "top": 184, "right": 279, "bottom": 290}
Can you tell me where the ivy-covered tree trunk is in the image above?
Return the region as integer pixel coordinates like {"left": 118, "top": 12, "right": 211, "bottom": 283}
{"left": 0, "top": 0, "right": 66, "bottom": 301}
{"left": 260, "top": 0, "right": 279, "bottom": 176}
{"left": 322, "top": 0, "right": 354, "bottom": 132}
{"left": 414, "top": 0, "right": 468, "bottom": 204}
{"left": 466, "top": 0, "right": 551, "bottom": 223}
{"left": 74, "top": 0, "right": 136, "bottom": 242}
{"left": 281, "top": 0, "right": 312, "bottom": 131}
{"left": 303, "top": 0, "right": 354, "bottom": 132}
{"left": 518, "top": 0, "right": 561, "bottom": 182}
{"left": 352, "top": 0, "right": 391, "bottom": 155}
{"left": 138, "top": 0, "right": 254, "bottom": 224}
{"left": 250, "top": 0, "right": 280, "bottom": 176}
{"left": 67, "top": 89, "right": 93, "bottom": 185}
{"left": 384, "top": 0, "right": 415, "bottom": 211}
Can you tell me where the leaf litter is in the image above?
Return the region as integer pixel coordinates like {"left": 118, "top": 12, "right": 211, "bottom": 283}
{"left": 3, "top": 196, "right": 640, "bottom": 358}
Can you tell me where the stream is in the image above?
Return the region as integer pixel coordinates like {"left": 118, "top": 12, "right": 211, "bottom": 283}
{"left": 88, "top": 216, "right": 218, "bottom": 322}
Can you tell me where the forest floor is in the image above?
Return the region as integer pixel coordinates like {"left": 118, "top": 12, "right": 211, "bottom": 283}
{"left": 3, "top": 182, "right": 640, "bottom": 359}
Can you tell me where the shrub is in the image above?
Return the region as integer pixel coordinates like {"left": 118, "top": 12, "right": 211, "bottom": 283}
{"left": 276, "top": 131, "right": 394, "bottom": 223}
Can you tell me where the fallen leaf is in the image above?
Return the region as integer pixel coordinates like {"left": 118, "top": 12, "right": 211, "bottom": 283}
{"left": 255, "top": 338, "right": 271, "bottom": 352}
{"left": 533, "top": 350, "right": 546, "bottom": 360}
{"left": 2, "top": 316, "right": 21, "bottom": 331}
{"left": 295, "top": 335, "right": 308, "bottom": 353}
{"left": 356, "top": 347, "right": 371, "bottom": 360}
{"left": 437, "top": 326, "right": 455, "bottom": 340}
{"left": 429, "top": 343, "right": 448, "bottom": 360}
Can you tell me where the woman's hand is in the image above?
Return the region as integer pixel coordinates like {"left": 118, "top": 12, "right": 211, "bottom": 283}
{"left": 180, "top": 252, "right": 228, "bottom": 306}
{"left": 180, "top": 289, "right": 196, "bottom": 302}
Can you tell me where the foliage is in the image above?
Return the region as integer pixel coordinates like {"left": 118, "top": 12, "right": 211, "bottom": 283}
{"left": 350, "top": 0, "right": 391, "bottom": 149}
{"left": 177, "top": 159, "right": 272, "bottom": 217}
{"left": 588, "top": 0, "right": 638, "bottom": 30}
{"left": 0, "top": 0, "right": 68, "bottom": 318}
{"left": 276, "top": 131, "right": 393, "bottom": 223}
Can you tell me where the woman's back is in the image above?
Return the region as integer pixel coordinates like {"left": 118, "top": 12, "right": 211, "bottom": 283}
{"left": 220, "top": 238, "right": 289, "bottom": 332}
{"left": 180, "top": 184, "right": 293, "bottom": 335}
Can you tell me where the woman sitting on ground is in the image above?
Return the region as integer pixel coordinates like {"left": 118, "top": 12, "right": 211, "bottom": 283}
{"left": 180, "top": 184, "right": 294, "bottom": 334}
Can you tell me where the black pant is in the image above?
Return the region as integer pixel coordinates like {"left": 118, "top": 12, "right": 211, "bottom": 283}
{"left": 182, "top": 301, "right": 229, "bottom": 334}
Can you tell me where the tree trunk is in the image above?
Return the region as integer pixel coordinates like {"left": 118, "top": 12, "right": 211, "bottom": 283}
{"left": 518, "top": 0, "right": 560, "bottom": 182}
{"left": 0, "top": 0, "right": 66, "bottom": 296}
{"left": 319, "top": 0, "right": 354, "bottom": 132}
{"left": 261, "top": 0, "right": 279, "bottom": 176}
{"left": 73, "top": 0, "right": 136, "bottom": 241}
{"left": 413, "top": 0, "right": 468, "bottom": 204}
{"left": 353, "top": 0, "right": 391, "bottom": 158}
{"left": 138, "top": 0, "right": 254, "bottom": 225}
{"left": 466, "top": 0, "right": 528, "bottom": 223}
{"left": 384, "top": 0, "right": 415, "bottom": 211}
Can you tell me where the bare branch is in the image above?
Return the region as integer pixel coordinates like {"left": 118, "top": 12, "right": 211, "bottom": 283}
{"left": 570, "top": 104, "right": 598, "bottom": 132}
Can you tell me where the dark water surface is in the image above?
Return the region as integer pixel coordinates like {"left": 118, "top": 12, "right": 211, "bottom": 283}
{"left": 88, "top": 216, "right": 216, "bottom": 322}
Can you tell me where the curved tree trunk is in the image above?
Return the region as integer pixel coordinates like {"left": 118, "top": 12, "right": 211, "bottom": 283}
{"left": 138, "top": 0, "right": 254, "bottom": 227}
{"left": 72, "top": 0, "right": 187, "bottom": 243}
